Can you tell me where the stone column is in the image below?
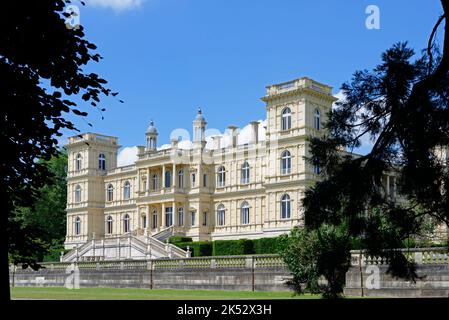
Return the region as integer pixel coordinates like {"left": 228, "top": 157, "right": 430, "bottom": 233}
{"left": 146, "top": 167, "right": 150, "bottom": 195}
{"left": 137, "top": 170, "right": 141, "bottom": 194}
{"left": 173, "top": 202, "right": 177, "bottom": 227}
{"left": 161, "top": 202, "right": 166, "bottom": 228}
{"left": 162, "top": 165, "right": 166, "bottom": 189}
{"left": 173, "top": 163, "right": 177, "bottom": 189}
{"left": 145, "top": 210, "right": 149, "bottom": 232}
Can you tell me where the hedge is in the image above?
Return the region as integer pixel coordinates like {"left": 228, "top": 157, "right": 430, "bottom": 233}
{"left": 212, "top": 239, "right": 254, "bottom": 256}
{"left": 168, "top": 236, "right": 193, "bottom": 244}
{"left": 253, "top": 237, "right": 283, "bottom": 254}
{"left": 175, "top": 241, "right": 212, "bottom": 257}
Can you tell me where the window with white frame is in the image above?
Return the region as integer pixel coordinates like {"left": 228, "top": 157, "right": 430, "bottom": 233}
{"left": 165, "top": 171, "right": 171, "bottom": 188}
{"left": 98, "top": 153, "right": 106, "bottom": 170}
{"left": 203, "top": 212, "right": 207, "bottom": 226}
{"left": 107, "top": 184, "right": 114, "bottom": 202}
{"left": 281, "top": 107, "right": 292, "bottom": 131}
{"left": 123, "top": 181, "right": 131, "bottom": 199}
{"left": 107, "top": 216, "right": 113, "bottom": 234}
{"left": 74, "top": 185, "right": 81, "bottom": 202}
{"left": 241, "top": 201, "right": 250, "bottom": 224}
{"left": 217, "top": 204, "right": 225, "bottom": 226}
{"left": 191, "top": 173, "right": 196, "bottom": 187}
{"left": 281, "top": 194, "right": 291, "bottom": 219}
{"left": 191, "top": 211, "right": 196, "bottom": 226}
{"left": 178, "top": 169, "right": 184, "bottom": 188}
{"left": 165, "top": 207, "right": 173, "bottom": 227}
{"left": 178, "top": 207, "right": 184, "bottom": 226}
{"left": 75, "top": 216, "right": 81, "bottom": 235}
{"left": 314, "top": 109, "right": 320, "bottom": 130}
{"left": 76, "top": 153, "right": 82, "bottom": 171}
{"left": 123, "top": 214, "right": 130, "bottom": 233}
{"left": 241, "top": 161, "right": 250, "bottom": 184}
{"left": 152, "top": 174, "right": 158, "bottom": 190}
{"left": 217, "top": 166, "right": 226, "bottom": 187}
{"left": 142, "top": 215, "right": 147, "bottom": 229}
{"left": 152, "top": 209, "right": 158, "bottom": 229}
{"left": 281, "top": 150, "right": 292, "bottom": 174}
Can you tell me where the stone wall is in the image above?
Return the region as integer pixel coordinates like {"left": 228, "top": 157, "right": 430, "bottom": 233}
{"left": 344, "top": 248, "right": 449, "bottom": 298}
{"left": 10, "top": 249, "right": 449, "bottom": 297}
{"left": 10, "top": 255, "right": 292, "bottom": 292}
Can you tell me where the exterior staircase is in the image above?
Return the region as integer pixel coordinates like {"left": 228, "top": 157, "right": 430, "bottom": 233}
{"left": 61, "top": 231, "right": 188, "bottom": 262}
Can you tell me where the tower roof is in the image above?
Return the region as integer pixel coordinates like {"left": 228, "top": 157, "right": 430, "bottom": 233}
{"left": 195, "top": 107, "right": 205, "bottom": 121}
{"left": 146, "top": 120, "right": 158, "bottom": 134}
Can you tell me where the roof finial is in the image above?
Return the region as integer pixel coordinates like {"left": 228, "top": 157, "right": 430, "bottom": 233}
{"left": 198, "top": 107, "right": 202, "bottom": 114}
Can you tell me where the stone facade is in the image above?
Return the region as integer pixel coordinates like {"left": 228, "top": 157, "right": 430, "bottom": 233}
{"left": 65, "top": 77, "right": 337, "bottom": 250}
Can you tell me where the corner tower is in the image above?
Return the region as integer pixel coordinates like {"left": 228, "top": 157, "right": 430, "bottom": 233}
{"left": 65, "top": 133, "right": 120, "bottom": 250}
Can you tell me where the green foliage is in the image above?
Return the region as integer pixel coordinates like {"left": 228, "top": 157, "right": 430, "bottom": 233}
{"left": 253, "top": 237, "right": 283, "bottom": 254}
{"left": 212, "top": 239, "right": 254, "bottom": 256}
{"left": 1, "top": 1, "right": 117, "bottom": 300}
{"left": 9, "top": 150, "right": 68, "bottom": 264}
{"left": 176, "top": 241, "right": 212, "bottom": 257}
{"left": 280, "top": 225, "right": 351, "bottom": 299}
{"left": 168, "top": 236, "right": 193, "bottom": 244}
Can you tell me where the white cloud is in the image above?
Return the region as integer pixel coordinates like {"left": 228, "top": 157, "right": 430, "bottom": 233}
{"left": 117, "top": 146, "right": 138, "bottom": 166}
{"left": 333, "top": 90, "right": 374, "bottom": 155}
{"left": 333, "top": 89, "right": 346, "bottom": 110}
{"left": 85, "top": 0, "right": 144, "bottom": 12}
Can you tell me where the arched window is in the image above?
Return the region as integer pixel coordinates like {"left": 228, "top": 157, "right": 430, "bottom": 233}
{"left": 152, "top": 174, "right": 158, "bottom": 190}
{"left": 178, "top": 170, "right": 184, "bottom": 188}
{"left": 99, "top": 153, "right": 106, "bottom": 170}
{"left": 178, "top": 207, "right": 184, "bottom": 226}
{"left": 281, "top": 107, "right": 292, "bottom": 131}
{"left": 241, "top": 201, "right": 250, "bottom": 225}
{"left": 75, "top": 153, "right": 82, "bottom": 171}
{"left": 107, "top": 184, "right": 114, "bottom": 202}
{"left": 281, "top": 150, "right": 291, "bottom": 175}
{"left": 142, "top": 214, "right": 147, "bottom": 229}
{"left": 123, "top": 214, "right": 130, "bottom": 233}
{"left": 217, "top": 204, "right": 225, "bottom": 226}
{"left": 165, "top": 171, "right": 171, "bottom": 188}
{"left": 241, "top": 161, "right": 250, "bottom": 184}
{"left": 75, "top": 216, "right": 81, "bottom": 235}
{"left": 152, "top": 209, "right": 158, "bottom": 229}
{"left": 281, "top": 194, "right": 291, "bottom": 219}
{"left": 314, "top": 109, "right": 320, "bottom": 130}
{"left": 74, "top": 185, "right": 81, "bottom": 202}
{"left": 217, "top": 166, "right": 226, "bottom": 187}
{"left": 107, "top": 216, "right": 113, "bottom": 234}
{"left": 123, "top": 181, "right": 131, "bottom": 199}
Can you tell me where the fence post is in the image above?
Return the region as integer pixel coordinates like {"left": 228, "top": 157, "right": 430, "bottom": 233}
{"left": 245, "top": 256, "right": 255, "bottom": 292}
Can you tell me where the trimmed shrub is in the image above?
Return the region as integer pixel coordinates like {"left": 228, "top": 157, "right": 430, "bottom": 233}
{"left": 253, "top": 237, "right": 282, "bottom": 254}
{"left": 175, "top": 241, "right": 212, "bottom": 257}
{"left": 212, "top": 239, "right": 254, "bottom": 256}
{"left": 168, "top": 236, "right": 193, "bottom": 244}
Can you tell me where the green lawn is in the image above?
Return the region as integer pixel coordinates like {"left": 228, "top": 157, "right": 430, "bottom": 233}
{"left": 10, "top": 287, "right": 321, "bottom": 300}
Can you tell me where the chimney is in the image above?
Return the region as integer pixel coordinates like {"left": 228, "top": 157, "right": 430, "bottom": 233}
{"left": 228, "top": 126, "right": 238, "bottom": 148}
{"left": 250, "top": 121, "right": 259, "bottom": 144}
{"left": 171, "top": 137, "right": 178, "bottom": 149}
{"left": 212, "top": 136, "right": 222, "bottom": 149}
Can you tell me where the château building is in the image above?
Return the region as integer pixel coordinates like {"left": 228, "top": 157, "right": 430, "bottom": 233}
{"left": 63, "top": 76, "right": 445, "bottom": 262}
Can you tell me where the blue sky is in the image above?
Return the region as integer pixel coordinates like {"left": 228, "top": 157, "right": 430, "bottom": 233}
{"left": 61, "top": 0, "right": 444, "bottom": 157}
